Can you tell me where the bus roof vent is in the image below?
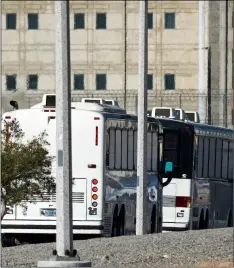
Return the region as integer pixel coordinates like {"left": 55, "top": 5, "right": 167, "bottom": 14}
{"left": 71, "top": 102, "right": 126, "bottom": 114}
{"left": 151, "top": 107, "right": 177, "bottom": 120}
{"left": 32, "top": 94, "right": 126, "bottom": 114}
{"left": 174, "top": 108, "right": 187, "bottom": 121}
{"left": 185, "top": 111, "right": 200, "bottom": 123}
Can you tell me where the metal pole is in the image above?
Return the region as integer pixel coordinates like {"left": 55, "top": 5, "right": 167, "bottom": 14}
{"left": 224, "top": 0, "right": 228, "bottom": 128}
{"left": 38, "top": 1, "right": 91, "bottom": 266}
{"left": 124, "top": 0, "right": 127, "bottom": 109}
{"left": 219, "top": 0, "right": 228, "bottom": 127}
{"left": 54, "top": 0, "right": 73, "bottom": 257}
{"left": 0, "top": 1, "right": 2, "bottom": 265}
{"left": 232, "top": 1, "right": 234, "bottom": 265}
{"left": 207, "top": 47, "right": 212, "bottom": 125}
{"left": 198, "top": 1, "right": 205, "bottom": 124}
{"left": 136, "top": 0, "right": 148, "bottom": 236}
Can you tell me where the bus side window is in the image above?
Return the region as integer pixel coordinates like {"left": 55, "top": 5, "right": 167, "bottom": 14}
{"left": 147, "top": 131, "right": 152, "bottom": 171}
{"left": 128, "top": 129, "right": 134, "bottom": 170}
{"left": 152, "top": 132, "right": 158, "bottom": 172}
{"left": 106, "top": 131, "right": 110, "bottom": 167}
{"left": 228, "top": 141, "right": 233, "bottom": 179}
{"left": 115, "top": 129, "right": 122, "bottom": 170}
{"left": 109, "top": 128, "right": 116, "bottom": 170}
{"left": 133, "top": 130, "right": 137, "bottom": 170}
{"left": 121, "top": 129, "right": 128, "bottom": 170}
{"left": 215, "top": 139, "right": 222, "bottom": 179}
{"left": 203, "top": 137, "right": 209, "bottom": 178}
{"left": 222, "top": 140, "right": 228, "bottom": 179}
{"left": 209, "top": 138, "right": 216, "bottom": 178}
{"left": 197, "top": 136, "right": 204, "bottom": 178}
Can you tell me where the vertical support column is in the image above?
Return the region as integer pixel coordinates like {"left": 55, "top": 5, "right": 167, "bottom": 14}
{"left": 219, "top": 0, "right": 228, "bottom": 127}
{"left": 198, "top": 1, "right": 206, "bottom": 124}
{"left": 136, "top": 0, "right": 148, "bottom": 236}
{"left": 55, "top": 0, "right": 73, "bottom": 257}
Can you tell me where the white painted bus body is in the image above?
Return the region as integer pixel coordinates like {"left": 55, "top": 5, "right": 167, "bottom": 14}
{"left": 2, "top": 104, "right": 163, "bottom": 237}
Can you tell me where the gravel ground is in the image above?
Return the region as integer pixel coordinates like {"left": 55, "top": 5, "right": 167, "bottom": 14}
{"left": 1, "top": 228, "right": 233, "bottom": 267}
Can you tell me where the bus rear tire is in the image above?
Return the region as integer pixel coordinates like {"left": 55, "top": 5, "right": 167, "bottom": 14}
{"left": 111, "top": 206, "right": 120, "bottom": 237}
{"left": 157, "top": 217, "right": 162, "bottom": 233}
{"left": 205, "top": 211, "right": 209, "bottom": 229}
{"left": 228, "top": 211, "right": 233, "bottom": 227}
{"left": 150, "top": 206, "right": 156, "bottom": 234}
{"left": 119, "top": 206, "right": 125, "bottom": 236}
{"left": 199, "top": 210, "right": 205, "bottom": 230}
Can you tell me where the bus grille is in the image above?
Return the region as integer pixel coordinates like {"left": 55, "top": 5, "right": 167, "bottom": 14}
{"left": 163, "top": 196, "right": 176, "bottom": 207}
{"left": 103, "top": 216, "right": 112, "bottom": 236}
{"left": 104, "top": 203, "right": 109, "bottom": 214}
{"left": 31, "top": 193, "right": 85, "bottom": 203}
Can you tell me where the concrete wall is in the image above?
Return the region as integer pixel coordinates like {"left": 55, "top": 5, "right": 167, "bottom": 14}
{"left": 1, "top": 0, "right": 233, "bottom": 127}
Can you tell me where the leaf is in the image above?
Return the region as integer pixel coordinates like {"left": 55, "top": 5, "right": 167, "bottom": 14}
{"left": 1, "top": 119, "right": 56, "bottom": 208}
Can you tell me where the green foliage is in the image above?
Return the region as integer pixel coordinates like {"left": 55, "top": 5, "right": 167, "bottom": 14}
{"left": 1, "top": 119, "right": 56, "bottom": 209}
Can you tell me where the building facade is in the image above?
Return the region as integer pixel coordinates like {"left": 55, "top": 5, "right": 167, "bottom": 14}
{"left": 1, "top": 0, "right": 233, "bottom": 127}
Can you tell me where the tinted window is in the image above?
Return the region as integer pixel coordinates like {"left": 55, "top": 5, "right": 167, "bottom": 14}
{"left": 74, "top": 13, "right": 85, "bottom": 29}
{"left": 127, "top": 130, "right": 134, "bottom": 170}
{"left": 164, "top": 132, "right": 177, "bottom": 149}
{"left": 84, "top": 100, "right": 100, "bottom": 103}
{"left": 96, "top": 13, "right": 106, "bottom": 29}
{"left": 215, "top": 139, "right": 222, "bottom": 178}
{"left": 148, "top": 13, "right": 153, "bottom": 29}
{"left": 175, "top": 110, "right": 180, "bottom": 118}
{"left": 164, "top": 131, "right": 179, "bottom": 166}
{"left": 209, "top": 138, "right": 216, "bottom": 178}
{"left": 222, "top": 141, "right": 229, "bottom": 179}
{"left": 46, "top": 95, "right": 56, "bottom": 107}
{"left": 165, "top": 12, "right": 175, "bottom": 29}
{"left": 96, "top": 74, "right": 106, "bottom": 90}
{"left": 186, "top": 113, "right": 195, "bottom": 121}
{"left": 6, "top": 13, "right": 16, "bottom": 30}
{"left": 228, "top": 142, "right": 233, "bottom": 179}
{"left": 197, "top": 137, "right": 204, "bottom": 178}
{"left": 203, "top": 137, "right": 209, "bottom": 178}
{"left": 154, "top": 109, "right": 170, "bottom": 117}
{"left": 28, "top": 13, "right": 38, "bottom": 30}
{"left": 6, "top": 75, "right": 17, "bottom": 90}
{"left": 74, "top": 74, "right": 84, "bottom": 90}
{"left": 165, "top": 74, "right": 175, "bottom": 90}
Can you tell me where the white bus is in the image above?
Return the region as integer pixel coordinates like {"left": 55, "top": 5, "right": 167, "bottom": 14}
{"left": 1, "top": 102, "right": 172, "bottom": 243}
{"left": 157, "top": 118, "right": 233, "bottom": 231}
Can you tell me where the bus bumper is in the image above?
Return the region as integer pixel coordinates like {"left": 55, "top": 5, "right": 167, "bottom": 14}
{"left": 162, "top": 222, "right": 189, "bottom": 231}
{"left": 1, "top": 220, "right": 104, "bottom": 235}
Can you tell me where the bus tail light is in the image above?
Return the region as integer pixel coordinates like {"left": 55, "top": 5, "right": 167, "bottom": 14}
{"left": 176, "top": 196, "right": 191, "bottom": 208}
{"left": 92, "top": 179, "right": 98, "bottom": 185}
{"left": 92, "top": 186, "right": 98, "bottom": 192}
{"left": 95, "top": 126, "right": 98, "bottom": 146}
{"left": 92, "top": 194, "right": 98, "bottom": 200}
{"left": 92, "top": 201, "right": 98, "bottom": 207}
{"left": 88, "top": 164, "right": 96, "bottom": 168}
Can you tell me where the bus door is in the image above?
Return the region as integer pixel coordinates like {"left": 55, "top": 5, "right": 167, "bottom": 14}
{"left": 162, "top": 129, "right": 180, "bottom": 223}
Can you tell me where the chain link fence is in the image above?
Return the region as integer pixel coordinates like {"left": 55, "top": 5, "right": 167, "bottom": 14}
{"left": 4, "top": 89, "right": 233, "bottom": 128}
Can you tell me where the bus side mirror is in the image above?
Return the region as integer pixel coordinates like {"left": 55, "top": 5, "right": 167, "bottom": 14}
{"left": 165, "top": 161, "right": 173, "bottom": 174}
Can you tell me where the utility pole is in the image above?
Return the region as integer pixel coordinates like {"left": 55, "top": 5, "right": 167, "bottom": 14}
{"left": 207, "top": 47, "right": 211, "bottom": 125}
{"left": 38, "top": 2, "right": 91, "bottom": 266}
{"left": 136, "top": 0, "right": 148, "bottom": 236}
{"left": 198, "top": 1, "right": 206, "bottom": 124}
{"left": 0, "top": 0, "right": 2, "bottom": 266}
{"left": 232, "top": 0, "right": 234, "bottom": 264}
{"left": 219, "top": 0, "right": 228, "bottom": 128}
